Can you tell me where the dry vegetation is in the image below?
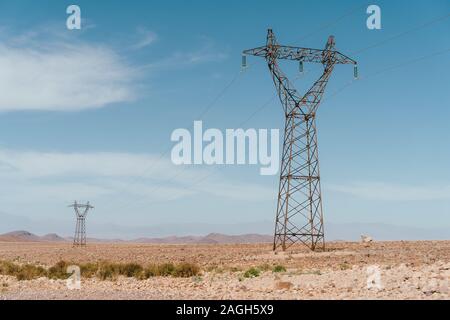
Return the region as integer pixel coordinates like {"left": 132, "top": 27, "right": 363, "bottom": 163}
{"left": 0, "top": 260, "right": 200, "bottom": 281}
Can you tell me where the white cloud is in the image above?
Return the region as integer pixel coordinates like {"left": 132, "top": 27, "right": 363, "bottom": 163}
{"left": 328, "top": 182, "right": 450, "bottom": 201}
{"left": 0, "top": 32, "right": 138, "bottom": 112}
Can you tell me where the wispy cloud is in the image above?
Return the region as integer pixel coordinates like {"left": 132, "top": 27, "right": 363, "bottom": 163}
{"left": 131, "top": 27, "right": 158, "bottom": 50}
{"left": 0, "top": 28, "right": 138, "bottom": 112}
{"left": 328, "top": 182, "right": 450, "bottom": 201}
{"left": 148, "top": 39, "right": 228, "bottom": 70}
{"left": 0, "top": 148, "right": 272, "bottom": 204}
{"left": 0, "top": 149, "right": 175, "bottom": 179}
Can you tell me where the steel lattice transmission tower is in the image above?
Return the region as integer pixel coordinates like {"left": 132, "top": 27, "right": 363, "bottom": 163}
{"left": 69, "top": 201, "right": 94, "bottom": 247}
{"left": 243, "top": 29, "right": 357, "bottom": 251}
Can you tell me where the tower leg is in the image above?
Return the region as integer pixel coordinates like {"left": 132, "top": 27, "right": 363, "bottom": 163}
{"left": 81, "top": 218, "right": 86, "bottom": 246}
{"left": 73, "top": 218, "right": 80, "bottom": 246}
{"left": 273, "top": 113, "right": 325, "bottom": 251}
{"left": 274, "top": 114, "right": 295, "bottom": 250}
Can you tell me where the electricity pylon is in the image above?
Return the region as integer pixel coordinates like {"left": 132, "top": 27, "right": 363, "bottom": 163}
{"left": 69, "top": 201, "right": 93, "bottom": 246}
{"left": 243, "top": 29, "right": 357, "bottom": 251}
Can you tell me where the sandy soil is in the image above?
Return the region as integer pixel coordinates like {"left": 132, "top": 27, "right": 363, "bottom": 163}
{"left": 0, "top": 241, "right": 449, "bottom": 300}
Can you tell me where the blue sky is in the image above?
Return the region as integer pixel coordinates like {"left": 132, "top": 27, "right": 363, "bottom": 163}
{"left": 0, "top": 0, "right": 449, "bottom": 238}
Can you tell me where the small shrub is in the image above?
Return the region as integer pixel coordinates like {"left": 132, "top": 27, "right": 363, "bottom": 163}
{"left": 272, "top": 265, "right": 287, "bottom": 273}
{"left": 98, "top": 268, "right": 114, "bottom": 280}
{"left": 205, "top": 264, "right": 218, "bottom": 272}
{"left": 243, "top": 267, "right": 260, "bottom": 278}
{"left": 212, "top": 267, "right": 225, "bottom": 274}
{"left": 173, "top": 263, "right": 200, "bottom": 278}
{"left": 339, "top": 263, "right": 351, "bottom": 271}
{"left": 258, "top": 264, "right": 271, "bottom": 272}
{"left": 0, "top": 260, "right": 48, "bottom": 281}
{"left": 47, "top": 261, "right": 70, "bottom": 280}
{"left": 158, "top": 263, "right": 175, "bottom": 276}
{"left": 98, "top": 263, "right": 120, "bottom": 280}
{"left": 229, "top": 266, "right": 242, "bottom": 273}
{"left": 16, "top": 264, "right": 47, "bottom": 280}
{"left": 142, "top": 265, "right": 159, "bottom": 278}
{"left": 119, "top": 263, "right": 143, "bottom": 278}
{"left": 0, "top": 261, "right": 19, "bottom": 275}
{"left": 80, "top": 263, "right": 99, "bottom": 278}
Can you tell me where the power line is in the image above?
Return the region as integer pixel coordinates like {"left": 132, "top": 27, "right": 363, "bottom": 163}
{"left": 323, "top": 46, "right": 450, "bottom": 104}
{"left": 101, "top": 69, "right": 243, "bottom": 213}
{"left": 351, "top": 12, "right": 450, "bottom": 55}
{"left": 295, "top": 3, "right": 369, "bottom": 42}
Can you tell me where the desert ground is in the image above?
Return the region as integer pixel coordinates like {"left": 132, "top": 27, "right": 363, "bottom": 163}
{"left": 0, "top": 240, "right": 449, "bottom": 300}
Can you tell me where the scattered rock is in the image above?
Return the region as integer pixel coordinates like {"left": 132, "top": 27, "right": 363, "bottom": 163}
{"left": 361, "top": 235, "right": 373, "bottom": 243}
{"left": 275, "top": 281, "right": 293, "bottom": 290}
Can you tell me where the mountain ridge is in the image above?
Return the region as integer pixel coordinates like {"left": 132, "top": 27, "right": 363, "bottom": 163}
{"left": 0, "top": 230, "right": 273, "bottom": 244}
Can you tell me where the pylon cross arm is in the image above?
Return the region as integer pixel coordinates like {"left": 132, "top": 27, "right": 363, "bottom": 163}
{"left": 243, "top": 45, "right": 356, "bottom": 65}
{"left": 243, "top": 30, "right": 356, "bottom": 117}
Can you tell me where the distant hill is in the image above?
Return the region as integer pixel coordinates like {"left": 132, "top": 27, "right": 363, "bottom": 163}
{"left": 0, "top": 231, "right": 67, "bottom": 242}
{"left": 130, "top": 233, "right": 273, "bottom": 244}
{"left": 0, "top": 230, "right": 272, "bottom": 244}
{"left": 204, "top": 233, "right": 272, "bottom": 244}
{"left": 41, "top": 233, "right": 67, "bottom": 242}
{"left": 131, "top": 235, "right": 204, "bottom": 244}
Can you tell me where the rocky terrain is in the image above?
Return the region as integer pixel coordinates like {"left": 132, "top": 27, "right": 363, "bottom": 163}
{"left": 0, "top": 240, "right": 448, "bottom": 300}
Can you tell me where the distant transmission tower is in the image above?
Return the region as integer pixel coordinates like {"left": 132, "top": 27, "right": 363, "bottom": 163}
{"left": 69, "top": 201, "right": 93, "bottom": 246}
{"left": 243, "top": 29, "right": 357, "bottom": 251}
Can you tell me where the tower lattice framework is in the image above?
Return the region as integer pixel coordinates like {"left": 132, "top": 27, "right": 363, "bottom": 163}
{"left": 244, "top": 29, "right": 357, "bottom": 251}
{"left": 69, "top": 201, "right": 93, "bottom": 247}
